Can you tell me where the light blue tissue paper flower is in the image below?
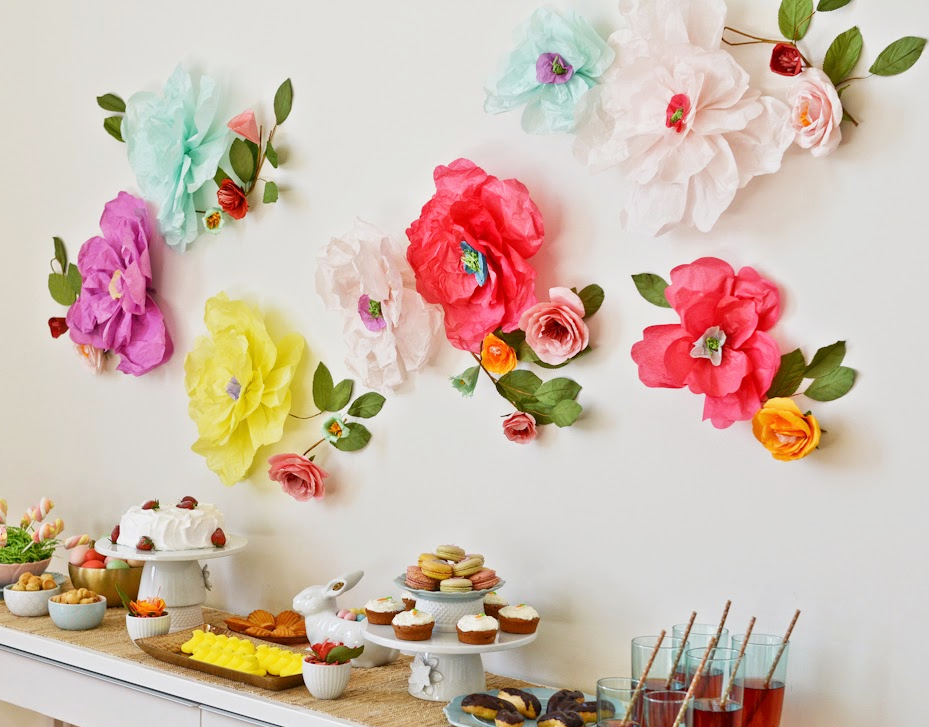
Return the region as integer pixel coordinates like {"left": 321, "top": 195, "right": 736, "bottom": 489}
{"left": 123, "top": 66, "right": 230, "bottom": 252}
{"left": 484, "top": 8, "right": 615, "bottom": 134}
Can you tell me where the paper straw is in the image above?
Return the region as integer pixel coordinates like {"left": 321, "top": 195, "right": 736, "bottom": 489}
{"left": 763, "top": 609, "right": 800, "bottom": 688}
{"left": 666, "top": 611, "right": 697, "bottom": 689}
{"left": 719, "top": 617, "right": 755, "bottom": 709}
{"left": 713, "top": 600, "right": 731, "bottom": 652}
{"left": 669, "top": 636, "right": 717, "bottom": 727}
{"left": 620, "top": 630, "right": 665, "bottom": 727}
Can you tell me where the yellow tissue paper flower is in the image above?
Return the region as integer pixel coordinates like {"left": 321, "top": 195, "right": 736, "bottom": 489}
{"left": 185, "top": 293, "right": 305, "bottom": 485}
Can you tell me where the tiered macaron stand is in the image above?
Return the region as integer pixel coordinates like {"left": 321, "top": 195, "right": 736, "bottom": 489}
{"left": 363, "top": 576, "right": 537, "bottom": 702}
{"left": 95, "top": 535, "right": 247, "bottom": 632}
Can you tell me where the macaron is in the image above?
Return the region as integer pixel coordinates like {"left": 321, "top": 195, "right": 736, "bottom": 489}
{"left": 436, "top": 544, "right": 466, "bottom": 561}
{"left": 406, "top": 565, "right": 440, "bottom": 591}
{"left": 440, "top": 577, "right": 474, "bottom": 593}
{"left": 469, "top": 568, "right": 500, "bottom": 591}
{"left": 421, "top": 559, "right": 453, "bottom": 581}
{"left": 453, "top": 555, "right": 484, "bottom": 577}
{"left": 418, "top": 552, "right": 442, "bottom": 567}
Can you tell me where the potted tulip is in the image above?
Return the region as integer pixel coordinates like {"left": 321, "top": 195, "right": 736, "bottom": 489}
{"left": 302, "top": 640, "right": 363, "bottom": 699}
{"left": 117, "top": 583, "right": 171, "bottom": 641}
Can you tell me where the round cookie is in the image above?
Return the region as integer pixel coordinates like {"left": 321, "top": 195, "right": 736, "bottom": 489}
{"left": 405, "top": 565, "right": 439, "bottom": 591}
{"left": 421, "top": 559, "right": 453, "bottom": 581}
{"left": 498, "top": 688, "right": 542, "bottom": 719}
{"left": 469, "top": 568, "right": 500, "bottom": 591}
{"left": 453, "top": 555, "right": 485, "bottom": 577}
{"left": 436, "top": 544, "right": 466, "bottom": 561}
{"left": 440, "top": 577, "right": 473, "bottom": 593}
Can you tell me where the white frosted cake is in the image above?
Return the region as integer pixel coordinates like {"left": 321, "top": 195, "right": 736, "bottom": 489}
{"left": 115, "top": 499, "right": 225, "bottom": 551}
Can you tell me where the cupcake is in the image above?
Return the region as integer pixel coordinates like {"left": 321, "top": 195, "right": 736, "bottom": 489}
{"left": 483, "top": 591, "right": 508, "bottom": 618}
{"left": 391, "top": 608, "right": 435, "bottom": 641}
{"left": 457, "top": 613, "right": 499, "bottom": 645}
{"left": 400, "top": 590, "right": 416, "bottom": 610}
{"left": 498, "top": 604, "right": 540, "bottom": 634}
{"left": 364, "top": 596, "right": 406, "bottom": 625}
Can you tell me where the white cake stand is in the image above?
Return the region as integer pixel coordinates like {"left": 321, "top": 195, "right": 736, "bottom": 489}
{"left": 94, "top": 535, "right": 247, "bottom": 633}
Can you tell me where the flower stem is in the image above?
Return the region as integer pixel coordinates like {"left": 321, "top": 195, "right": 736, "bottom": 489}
{"left": 302, "top": 438, "right": 325, "bottom": 457}
{"left": 290, "top": 411, "right": 324, "bottom": 420}
{"left": 470, "top": 352, "right": 498, "bottom": 386}
{"left": 723, "top": 26, "right": 811, "bottom": 66}
{"left": 246, "top": 125, "right": 277, "bottom": 200}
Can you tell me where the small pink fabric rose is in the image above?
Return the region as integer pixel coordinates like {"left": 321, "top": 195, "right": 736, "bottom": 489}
{"left": 75, "top": 343, "right": 106, "bottom": 374}
{"left": 227, "top": 110, "right": 260, "bottom": 145}
{"left": 519, "top": 287, "right": 590, "bottom": 365}
{"left": 268, "top": 453, "right": 329, "bottom": 502}
{"left": 502, "top": 412, "right": 538, "bottom": 444}
{"left": 787, "top": 68, "right": 843, "bottom": 157}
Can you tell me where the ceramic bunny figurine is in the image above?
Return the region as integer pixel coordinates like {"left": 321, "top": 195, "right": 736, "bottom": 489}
{"left": 292, "top": 570, "right": 399, "bottom": 668}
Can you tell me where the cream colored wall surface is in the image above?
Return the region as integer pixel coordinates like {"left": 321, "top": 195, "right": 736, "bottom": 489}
{"left": 1, "top": 1, "right": 926, "bottom": 725}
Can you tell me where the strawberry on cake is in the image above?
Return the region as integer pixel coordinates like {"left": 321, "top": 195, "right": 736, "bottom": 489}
{"left": 113, "top": 496, "right": 225, "bottom": 551}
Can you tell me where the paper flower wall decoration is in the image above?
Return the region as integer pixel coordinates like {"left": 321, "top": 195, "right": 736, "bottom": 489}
{"left": 316, "top": 219, "right": 442, "bottom": 392}
{"left": 46, "top": 192, "right": 172, "bottom": 376}
{"left": 97, "top": 70, "right": 294, "bottom": 250}
{"left": 484, "top": 7, "right": 615, "bottom": 134}
{"left": 184, "top": 293, "right": 304, "bottom": 485}
{"left": 574, "top": 0, "right": 792, "bottom": 236}
{"left": 631, "top": 257, "right": 856, "bottom": 460}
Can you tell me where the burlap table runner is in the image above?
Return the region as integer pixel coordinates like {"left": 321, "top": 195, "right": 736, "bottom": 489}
{"left": 0, "top": 600, "right": 537, "bottom": 727}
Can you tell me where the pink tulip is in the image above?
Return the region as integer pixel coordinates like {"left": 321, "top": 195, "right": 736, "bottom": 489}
{"left": 227, "top": 109, "right": 260, "bottom": 144}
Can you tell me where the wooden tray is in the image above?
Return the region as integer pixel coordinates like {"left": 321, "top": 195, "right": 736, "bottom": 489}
{"left": 223, "top": 617, "right": 309, "bottom": 646}
{"left": 135, "top": 624, "right": 306, "bottom": 691}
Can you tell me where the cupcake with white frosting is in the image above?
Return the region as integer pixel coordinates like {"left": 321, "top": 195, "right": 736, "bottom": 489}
{"left": 498, "top": 604, "right": 540, "bottom": 634}
{"left": 401, "top": 590, "right": 416, "bottom": 610}
{"left": 391, "top": 608, "right": 435, "bottom": 640}
{"left": 457, "top": 613, "right": 499, "bottom": 644}
{"left": 364, "top": 596, "right": 406, "bottom": 625}
{"left": 483, "top": 591, "right": 508, "bottom": 618}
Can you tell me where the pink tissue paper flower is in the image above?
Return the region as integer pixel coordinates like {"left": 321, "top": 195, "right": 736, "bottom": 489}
{"left": 66, "top": 192, "right": 172, "bottom": 376}
{"left": 227, "top": 109, "right": 260, "bottom": 145}
{"left": 630, "top": 257, "right": 782, "bottom": 429}
{"left": 502, "top": 412, "right": 538, "bottom": 444}
{"left": 520, "top": 287, "right": 590, "bottom": 365}
{"left": 786, "top": 68, "right": 843, "bottom": 157}
{"left": 268, "top": 453, "right": 329, "bottom": 502}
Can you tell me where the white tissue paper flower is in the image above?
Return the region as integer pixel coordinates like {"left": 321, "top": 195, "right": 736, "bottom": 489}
{"left": 574, "top": 0, "right": 793, "bottom": 236}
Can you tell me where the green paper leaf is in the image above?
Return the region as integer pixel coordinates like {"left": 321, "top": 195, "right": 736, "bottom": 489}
{"left": 493, "top": 328, "right": 526, "bottom": 349}
{"left": 348, "top": 392, "right": 386, "bottom": 418}
{"left": 766, "top": 349, "right": 807, "bottom": 398}
{"left": 823, "top": 27, "right": 863, "bottom": 85}
{"left": 103, "top": 116, "right": 124, "bottom": 142}
{"left": 263, "top": 180, "right": 279, "bottom": 204}
{"left": 495, "top": 370, "right": 542, "bottom": 409}
{"left": 66, "top": 263, "right": 82, "bottom": 296}
{"left": 817, "top": 0, "right": 851, "bottom": 10}
{"left": 312, "top": 363, "right": 335, "bottom": 411}
{"left": 245, "top": 139, "right": 260, "bottom": 170}
{"left": 530, "top": 345, "right": 592, "bottom": 370}
{"left": 214, "top": 167, "right": 230, "bottom": 186}
{"left": 778, "top": 0, "right": 813, "bottom": 41}
{"left": 551, "top": 400, "right": 582, "bottom": 428}
{"left": 96, "top": 93, "right": 126, "bottom": 113}
{"left": 804, "top": 341, "right": 846, "bottom": 379}
{"left": 869, "top": 36, "right": 927, "bottom": 76}
{"left": 266, "top": 141, "right": 279, "bottom": 168}
{"left": 535, "top": 377, "right": 582, "bottom": 407}
{"left": 230, "top": 138, "right": 255, "bottom": 185}
{"left": 804, "top": 366, "right": 856, "bottom": 401}
{"left": 578, "top": 284, "right": 605, "bottom": 318}
{"left": 329, "top": 379, "right": 354, "bottom": 411}
{"left": 632, "top": 273, "right": 672, "bottom": 308}
{"left": 53, "top": 237, "right": 67, "bottom": 272}
{"left": 274, "top": 78, "right": 294, "bottom": 125}
{"left": 450, "top": 367, "right": 480, "bottom": 398}
{"left": 324, "top": 644, "right": 364, "bottom": 664}
{"left": 48, "top": 273, "right": 76, "bottom": 306}
{"left": 333, "top": 422, "right": 371, "bottom": 452}
{"left": 522, "top": 398, "right": 554, "bottom": 426}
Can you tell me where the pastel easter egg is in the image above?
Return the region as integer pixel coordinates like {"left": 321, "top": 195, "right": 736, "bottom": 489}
{"left": 341, "top": 612, "right": 356, "bottom": 621}
{"left": 81, "top": 559, "right": 106, "bottom": 569}
{"left": 83, "top": 548, "right": 102, "bottom": 563}
{"left": 69, "top": 545, "right": 90, "bottom": 565}
{"left": 106, "top": 559, "right": 130, "bottom": 570}
{"left": 337, "top": 609, "right": 350, "bottom": 618}
{"left": 127, "top": 559, "right": 145, "bottom": 567}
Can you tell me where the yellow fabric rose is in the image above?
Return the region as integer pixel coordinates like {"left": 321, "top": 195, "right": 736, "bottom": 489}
{"left": 184, "top": 293, "right": 305, "bottom": 485}
{"left": 752, "top": 398, "right": 821, "bottom": 461}
{"left": 480, "top": 333, "right": 517, "bottom": 375}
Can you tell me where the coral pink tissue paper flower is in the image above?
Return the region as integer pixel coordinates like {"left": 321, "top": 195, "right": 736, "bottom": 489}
{"left": 502, "top": 412, "right": 538, "bottom": 444}
{"left": 268, "top": 453, "right": 328, "bottom": 502}
{"left": 520, "top": 287, "right": 590, "bottom": 365}
{"left": 227, "top": 109, "right": 260, "bottom": 145}
{"left": 631, "top": 257, "right": 782, "bottom": 429}
{"left": 786, "top": 68, "right": 843, "bottom": 157}
{"left": 406, "top": 159, "right": 544, "bottom": 351}
{"left": 573, "top": 0, "right": 793, "bottom": 235}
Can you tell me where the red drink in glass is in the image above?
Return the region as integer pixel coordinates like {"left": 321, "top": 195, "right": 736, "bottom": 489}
{"left": 691, "top": 699, "right": 743, "bottom": 727}
{"left": 740, "top": 678, "right": 784, "bottom": 727}
{"left": 692, "top": 669, "right": 724, "bottom": 699}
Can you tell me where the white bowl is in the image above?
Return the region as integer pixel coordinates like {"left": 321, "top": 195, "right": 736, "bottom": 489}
{"left": 302, "top": 660, "right": 352, "bottom": 699}
{"left": 126, "top": 613, "right": 172, "bottom": 641}
{"left": 2, "top": 583, "right": 60, "bottom": 617}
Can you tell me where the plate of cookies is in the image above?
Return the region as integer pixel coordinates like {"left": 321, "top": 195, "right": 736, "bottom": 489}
{"left": 223, "top": 609, "right": 308, "bottom": 645}
{"left": 445, "top": 687, "right": 599, "bottom": 727}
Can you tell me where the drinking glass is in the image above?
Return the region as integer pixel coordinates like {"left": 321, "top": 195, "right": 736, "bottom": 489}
{"left": 632, "top": 636, "right": 687, "bottom": 693}
{"left": 643, "top": 690, "right": 691, "bottom": 727}
{"left": 597, "top": 677, "right": 641, "bottom": 727}
{"left": 670, "top": 623, "right": 728, "bottom": 684}
{"left": 685, "top": 647, "right": 744, "bottom": 727}
{"left": 729, "top": 634, "right": 788, "bottom": 727}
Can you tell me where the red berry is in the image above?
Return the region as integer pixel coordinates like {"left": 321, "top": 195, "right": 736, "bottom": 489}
{"left": 136, "top": 536, "right": 155, "bottom": 551}
{"left": 211, "top": 528, "right": 226, "bottom": 548}
{"left": 141, "top": 499, "right": 159, "bottom": 511}
{"left": 180, "top": 496, "right": 199, "bottom": 506}
{"left": 176, "top": 500, "right": 196, "bottom": 510}
{"left": 111, "top": 524, "right": 120, "bottom": 542}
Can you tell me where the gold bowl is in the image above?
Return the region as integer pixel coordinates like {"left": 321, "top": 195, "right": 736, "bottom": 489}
{"left": 67, "top": 563, "right": 143, "bottom": 608}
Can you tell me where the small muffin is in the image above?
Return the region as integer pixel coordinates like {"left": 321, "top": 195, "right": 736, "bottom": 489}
{"left": 495, "top": 708, "right": 525, "bottom": 727}
{"left": 462, "top": 694, "right": 516, "bottom": 720}
{"left": 391, "top": 608, "right": 435, "bottom": 641}
{"left": 538, "top": 712, "right": 584, "bottom": 727}
{"left": 547, "top": 690, "right": 585, "bottom": 713}
{"left": 498, "top": 688, "right": 542, "bottom": 719}
{"left": 456, "top": 614, "right": 499, "bottom": 645}
{"left": 436, "top": 544, "right": 466, "bottom": 561}
{"left": 498, "top": 604, "right": 540, "bottom": 634}
{"left": 401, "top": 590, "right": 416, "bottom": 610}
{"left": 483, "top": 591, "right": 509, "bottom": 618}
{"left": 440, "top": 577, "right": 473, "bottom": 593}
{"left": 421, "top": 559, "right": 453, "bottom": 581}
{"left": 364, "top": 596, "right": 406, "bottom": 625}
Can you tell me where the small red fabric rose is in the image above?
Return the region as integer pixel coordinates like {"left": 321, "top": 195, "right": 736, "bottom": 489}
{"left": 217, "top": 179, "right": 248, "bottom": 220}
{"left": 48, "top": 317, "right": 69, "bottom": 339}
{"left": 770, "top": 43, "right": 803, "bottom": 77}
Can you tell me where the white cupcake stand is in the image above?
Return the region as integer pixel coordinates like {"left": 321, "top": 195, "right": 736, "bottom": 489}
{"left": 95, "top": 535, "right": 247, "bottom": 633}
{"left": 363, "top": 576, "right": 537, "bottom": 702}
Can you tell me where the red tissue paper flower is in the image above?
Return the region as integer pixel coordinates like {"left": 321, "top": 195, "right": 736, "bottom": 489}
{"left": 631, "top": 257, "right": 782, "bottom": 429}
{"left": 770, "top": 43, "right": 803, "bottom": 77}
{"left": 217, "top": 179, "right": 248, "bottom": 220}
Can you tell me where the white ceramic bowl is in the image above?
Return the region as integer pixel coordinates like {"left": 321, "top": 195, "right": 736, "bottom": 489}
{"left": 48, "top": 595, "right": 107, "bottom": 630}
{"left": 2, "top": 583, "right": 60, "bottom": 617}
{"left": 302, "top": 660, "right": 352, "bottom": 699}
{"left": 126, "top": 613, "right": 171, "bottom": 641}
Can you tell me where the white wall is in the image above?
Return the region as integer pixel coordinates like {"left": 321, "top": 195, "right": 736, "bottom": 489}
{"left": 1, "top": 1, "right": 926, "bottom": 725}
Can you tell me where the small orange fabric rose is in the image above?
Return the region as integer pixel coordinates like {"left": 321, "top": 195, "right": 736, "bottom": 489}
{"left": 481, "top": 334, "right": 517, "bottom": 375}
{"left": 752, "top": 398, "right": 821, "bottom": 461}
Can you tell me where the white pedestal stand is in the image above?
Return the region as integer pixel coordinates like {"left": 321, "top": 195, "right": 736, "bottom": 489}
{"left": 94, "top": 535, "right": 247, "bottom": 633}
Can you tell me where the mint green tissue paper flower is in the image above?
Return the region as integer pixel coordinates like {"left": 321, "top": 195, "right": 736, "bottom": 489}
{"left": 124, "top": 66, "right": 230, "bottom": 252}
{"left": 484, "top": 8, "right": 615, "bottom": 134}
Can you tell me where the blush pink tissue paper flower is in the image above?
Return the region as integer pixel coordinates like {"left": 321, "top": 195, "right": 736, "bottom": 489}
{"left": 74, "top": 344, "right": 106, "bottom": 374}
{"left": 227, "top": 109, "right": 260, "bottom": 145}
{"left": 316, "top": 219, "right": 442, "bottom": 392}
{"left": 786, "top": 68, "right": 843, "bottom": 157}
{"left": 268, "top": 453, "right": 329, "bottom": 502}
{"left": 520, "top": 288, "right": 590, "bottom": 365}
{"left": 573, "top": 0, "right": 793, "bottom": 235}
{"left": 631, "top": 257, "right": 782, "bottom": 429}
{"left": 66, "top": 192, "right": 173, "bottom": 376}
{"left": 502, "top": 412, "right": 538, "bottom": 444}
